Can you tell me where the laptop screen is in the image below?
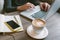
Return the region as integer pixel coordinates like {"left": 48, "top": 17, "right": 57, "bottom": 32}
{"left": 46, "top": 0, "right": 60, "bottom": 20}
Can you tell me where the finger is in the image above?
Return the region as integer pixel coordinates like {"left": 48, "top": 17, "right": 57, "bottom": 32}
{"left": 46, "top": 5, "right": 48, "bottom": 11}
{"left": 45, "top": 3, "right": 50, "bottom": 11}
{"left": 31, "top": 4, "right": 35, "bottom": 8}
{"left": 28, "top": 3, "right": 35, "bottom": 8}
{"left": 47, "top": 5, "right": 50, "bottom": 10}
{"left": 45, "top": 3, "right": 48, "bottom": 11}
{"left": 26, "top": 3, "right": 32, "bottom": 8}
{"left": 26, "top": 4, "right": 32, "bottom": 9}
{"left": 40, "top": 3, "right": 44, "bottom": 10}
{"left": 42, "top": 3, "right": 46, "bottom": 10}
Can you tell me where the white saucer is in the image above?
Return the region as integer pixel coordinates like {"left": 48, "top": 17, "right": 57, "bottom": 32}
{"left": 27, "top": 25, "right": 48, "bottom": 39}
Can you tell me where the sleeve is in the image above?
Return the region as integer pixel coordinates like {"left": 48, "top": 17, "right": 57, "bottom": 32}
{"left": 29, "top": 0, "right": 40, "bottom": 6}
{"left": 4, "top": 0, "right": 17, "bottom": 12}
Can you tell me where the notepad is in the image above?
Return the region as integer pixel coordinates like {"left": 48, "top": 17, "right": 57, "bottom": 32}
{"left": 0, "top": 14, "right": 23, "bottom": 32}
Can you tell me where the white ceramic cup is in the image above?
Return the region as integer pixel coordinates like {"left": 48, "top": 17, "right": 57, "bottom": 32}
{"left": 32, "top": 19, "right": 46, "bottom": 34}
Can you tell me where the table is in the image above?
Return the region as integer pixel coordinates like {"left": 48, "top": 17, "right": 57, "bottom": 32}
{"left": 19, "top": 12, "right": 60, "bottom": 40}
{"left": 0, "top": 12, "right": 60, "bottom": 40}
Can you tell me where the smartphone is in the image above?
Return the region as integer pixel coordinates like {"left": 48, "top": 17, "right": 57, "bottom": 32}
{"left": 4, "top": 20, "right": 21, "bottom": 32}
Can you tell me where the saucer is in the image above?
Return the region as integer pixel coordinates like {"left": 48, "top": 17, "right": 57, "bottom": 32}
{"left": 27, "top": 25, "right": 48, "bottom": 39}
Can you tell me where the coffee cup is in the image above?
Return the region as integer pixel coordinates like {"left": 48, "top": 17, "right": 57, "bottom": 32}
{"left": 32, "top": 18, "right": 46, "bottom": 34}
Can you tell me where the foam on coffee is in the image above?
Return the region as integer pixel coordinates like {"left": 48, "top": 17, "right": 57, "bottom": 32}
{"left": 32, "top": 19, "right": 45, "bottom": 28}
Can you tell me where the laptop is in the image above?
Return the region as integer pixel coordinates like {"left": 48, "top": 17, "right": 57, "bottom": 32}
{"left": 20, "top": 5, "right": 47, "bottom": 20}
{"left": 20, "top": 0, "right": 60, "bottom": 20}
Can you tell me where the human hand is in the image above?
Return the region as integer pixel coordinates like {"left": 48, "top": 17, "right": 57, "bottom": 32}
{"left": 17, "top": 2, "right": 35, "bottom": 11}
{"left": 40, "top": 2, "right": 50, "bottom": 11}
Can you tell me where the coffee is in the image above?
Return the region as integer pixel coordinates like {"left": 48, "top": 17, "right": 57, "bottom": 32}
{"left": 32, "top": 19, "right": 45, "bottom": 28}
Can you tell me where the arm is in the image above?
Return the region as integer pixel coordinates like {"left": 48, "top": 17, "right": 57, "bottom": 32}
{"left": 4, "top": 0, "right": 17, "bottom": 12}
{"left": 4, "top": 0, "right": 34, "bottom": 12}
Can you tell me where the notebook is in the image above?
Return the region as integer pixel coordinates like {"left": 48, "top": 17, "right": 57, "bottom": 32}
{"left": 0, "top": 14, "right": 23, "bottom": 32}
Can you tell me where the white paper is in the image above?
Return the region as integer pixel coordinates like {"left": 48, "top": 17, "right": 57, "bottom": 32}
{"left": 0, "top": 14, "right": 23, "bottom": 32}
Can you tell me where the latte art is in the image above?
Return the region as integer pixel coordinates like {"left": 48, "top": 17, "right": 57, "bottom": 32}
{"left": 32, "top": 19, "right": 45, "bottom": 28}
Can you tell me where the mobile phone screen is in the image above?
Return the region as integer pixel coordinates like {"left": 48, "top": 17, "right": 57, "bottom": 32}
{"left": 6, "top": 20, "right": 20, "bottom": 29}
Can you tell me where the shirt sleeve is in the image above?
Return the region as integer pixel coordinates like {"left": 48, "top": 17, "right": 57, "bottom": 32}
{"left": 29, "top": 0, "right": 40, "bottom": 6}
{"left": 4, "top": 0, "right": 17, "bottom": 12}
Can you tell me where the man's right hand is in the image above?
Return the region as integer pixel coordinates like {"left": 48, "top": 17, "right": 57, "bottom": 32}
{"left": 17, "top": 2, "right": 35, "bottom": 11}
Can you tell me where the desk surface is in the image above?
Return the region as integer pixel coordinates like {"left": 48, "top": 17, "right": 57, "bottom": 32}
{"left": 0, "top": 12, "right": 60, "bottom": 40}
{"left": 19, "top": 13, "right": 60, "bottom": 40}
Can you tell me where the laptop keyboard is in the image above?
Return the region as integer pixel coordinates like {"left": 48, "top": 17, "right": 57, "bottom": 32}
{"left": 31, "top": 11, "right": 47, "bottom": 19}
